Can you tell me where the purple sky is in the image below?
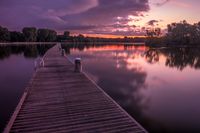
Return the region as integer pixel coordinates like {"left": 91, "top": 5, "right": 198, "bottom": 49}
{"left": 0, "top": 0, "right": 199, "bottom": 36}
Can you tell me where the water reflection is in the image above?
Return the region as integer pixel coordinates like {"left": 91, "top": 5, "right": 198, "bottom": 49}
{"left": 144, "top": 47, "right": 200, "bottom": 70}
{"left": 65, "top": 43, "right": 200, "bottom": 133}
{"left": 1, "top": 43, "right": 200, "bottom": 133}
{"left": 63, "top": 43, "right": 200, "bottom": 71}
{"left": 84, "top": 51, "right": 147, "bottom": 119}
{"left": 0, "top": 44, "right": 54, "bottom": 60}
{"left": 0, "top": 44, "right": 54, "bottom": 132}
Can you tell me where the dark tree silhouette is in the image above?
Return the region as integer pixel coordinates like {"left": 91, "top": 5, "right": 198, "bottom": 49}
{"left": 22, "top": 27, "right": 37, "bottom": 42}
{"left": 0, "top": 26, "right": 10, "bottom": 42}
{"left": 37, "top": 29, "right": 57, "bottom": 42}
{"left": 166, "top": 20, "right": 200, "bottom": 45}
{"left": 64, "top": 31, "right": 70, "bottom": 37}
{"left": 10, "top": 31, "right": 25, "bottom": 42}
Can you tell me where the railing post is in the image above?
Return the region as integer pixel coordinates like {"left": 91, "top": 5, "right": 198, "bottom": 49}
{"left": 34, "top": 60, "right": 37, "bottom": 71}
{"left": 40, "top": 58, "right": 44, "bottom": 67}
{"left": 74, "top": 58, "right": 82, "bottom": 72}
{"left": 59, "top": 44, "right": 62, "bottom": 51}
{"left": 62, "top": 49, "right": 65, "bottom": 56}
{"left": 34, "top": 58, "right": 44, "bottom": 71}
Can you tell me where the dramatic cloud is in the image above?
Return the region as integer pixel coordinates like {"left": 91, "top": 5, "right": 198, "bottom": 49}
{"left": 147, "top": 19, "right": 160, "bottom": 26}
{"left": 0, "top": 0, "right": 150, "bottom": 36}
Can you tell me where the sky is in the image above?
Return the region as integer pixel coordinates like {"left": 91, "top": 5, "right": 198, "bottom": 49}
{"left": 0, "top": 0, "right": 199, "bottom": 37}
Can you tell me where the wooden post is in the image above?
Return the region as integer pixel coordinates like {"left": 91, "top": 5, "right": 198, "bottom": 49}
{"left": 74, "top": 58, "right": 82, "bottom": 72}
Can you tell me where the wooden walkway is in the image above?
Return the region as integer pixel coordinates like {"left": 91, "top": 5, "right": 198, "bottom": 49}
{"left": 4, "top": 44, "right": 147, "bottom": 133}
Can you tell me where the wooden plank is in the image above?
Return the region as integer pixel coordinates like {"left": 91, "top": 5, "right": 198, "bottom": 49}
{"left": 4, "top": 43, "right": 148, "bottom": 133}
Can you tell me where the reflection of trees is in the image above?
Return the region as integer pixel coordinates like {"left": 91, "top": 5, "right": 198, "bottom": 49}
{"left": 24, "top": 45, "right": 38, "bottom": 58}
{"left": 36, "top": 44, "right": 53, "bottom": 56}
{"left": 61, "top": 43, "right": 145, "bottom": 54}
{"left": 144, "top": 47, "right": 200, "bottom": 70}
{"left": 144, "top": 49, "right": 159, "bottom": 64}
{"left": 61, "top": 43, "right": 102, "bottom": 52}
{"left": 0, "top": 44, "right": 54, "bottom": 60}
{"left": 0, "top": 46, "right": 11, "bottom": 59}
{"left": 61, "top": 43, "right": 89, "bottom": 53}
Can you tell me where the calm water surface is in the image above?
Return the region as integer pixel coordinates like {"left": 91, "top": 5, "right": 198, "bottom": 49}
{"left": 0, "top": 44, "right": 54, "bottom": 131}
{"left": 1, "top": 43, "right": 200, "bottom": 133}
{"left": 63, "top": 44, "right": 200, "bottom": 133}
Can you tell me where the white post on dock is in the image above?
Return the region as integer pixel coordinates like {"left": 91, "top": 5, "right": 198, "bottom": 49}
{"left": 74, "top": 58, "right": 82, "bottom": 72}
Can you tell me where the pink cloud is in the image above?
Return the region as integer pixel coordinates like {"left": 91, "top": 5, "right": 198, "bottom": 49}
{"left": 171, "top": 0, "right": 192, "bottom": 8}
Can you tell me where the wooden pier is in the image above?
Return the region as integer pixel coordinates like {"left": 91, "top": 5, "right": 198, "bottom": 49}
{"left": 4, "top": 44, "right": 147, "bottom": 133}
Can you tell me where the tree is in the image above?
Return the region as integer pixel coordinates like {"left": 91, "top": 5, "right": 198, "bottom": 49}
{"left": 146, "top": 28, "right": 161, "bottom": 37}
{"left": 10, "top": 31, "right": 25, "bottom": 42}
{"left": 77, "top": 34, "right": 85, "bottom": 42}
{"left": 165, "top": 20, "right": 200, "bottom": 45}
{"left": 37, "top": 29, "right": 49, "bottom": 42}
{"left": 0, "top": 26, "right": 10, "bottom": 42}
{"left": 155, "top": 28, "right": 161, "bottom": 36}
{"left": 46, "top": 30, "right": 57, "bottom": 42}
{"left": 190, "top": 22, "right": 200, "bottom": 44}
{"left": 37, "top": 29, "right": 57, "bottom": 42}
{"left": 57, "top": 31, "right": 71, "bottom": 42}
{"left": 64, "top": 31, "right": 70, "bottom": 37}
{"left": 22, "top": 27, "right": 37, "bottom": 42}
{"left": 145, "top": 27, "right": 163, "bottom": 46}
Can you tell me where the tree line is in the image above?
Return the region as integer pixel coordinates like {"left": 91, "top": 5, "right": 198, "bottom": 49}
{"left": 2, "top": 20, "right": 200, "bottom": 45}
{"left": 0, "top": 25, "right": 146, "bottom": 43}
{"left": 146, "top": 20, "right": 200, "bottom": 46}
{"left": 0, "top": 26, "right": 70, "bottom": 42}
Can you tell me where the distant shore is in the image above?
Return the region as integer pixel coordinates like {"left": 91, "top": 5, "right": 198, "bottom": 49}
{"left": 0, "top": 42, "right": 57, "bottom": 45}
{"left": 0, "top": 42, "right": 145, "bottom": 46}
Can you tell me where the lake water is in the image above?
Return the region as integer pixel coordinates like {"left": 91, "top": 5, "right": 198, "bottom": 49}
{"left": 63, "top": 44, "right": 200, "bottom": 133}
{"left": 0, "top": 44, "right": 54, "bottom": 131}
{"left": 1, "top": 43, "right": 200, "bottom": 133}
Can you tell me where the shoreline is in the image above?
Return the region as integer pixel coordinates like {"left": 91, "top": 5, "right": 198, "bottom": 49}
{"left": 0, "top": 41, "right": 145, "bottom": 46}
